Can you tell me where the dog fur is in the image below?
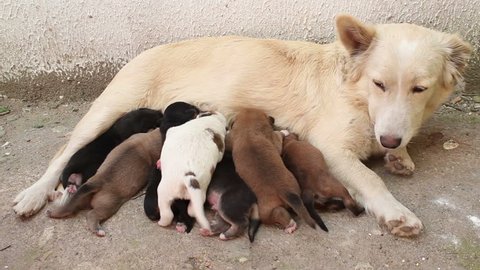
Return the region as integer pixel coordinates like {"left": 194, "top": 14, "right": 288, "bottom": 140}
{"left": 282, "top": 133, "right": 365, "bottom": 221}
{"left": 207, "top": 152, "right": 260, "bottom": 242}
{"left": 47, "top": 129, "right": 163, "bottom": 236}
{"left": 156, "top": 111, "right": 227, "bottom": 235}
{"left": 14, "top": 14, "right": 472, "bottom": 237}
{"left": 228, "top": 108, "right": 323, "bottom": 233}
{"left": 143, "top": 101, "right": 200, "bottom": 224}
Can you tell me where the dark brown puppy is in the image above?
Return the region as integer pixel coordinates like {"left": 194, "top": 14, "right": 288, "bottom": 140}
{"left": 282, "top": 133, "right": 365, "bottom": 217}
{"left": 47, "top": 128, "right": 163, "bottom": 236}
{"left": 207, "top": 152, "right": 260, "bottom": 242}
{"left": 228, "top": 108, "right": 323, "bottom": 233}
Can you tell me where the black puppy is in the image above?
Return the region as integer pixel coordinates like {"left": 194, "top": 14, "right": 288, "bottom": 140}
{"left": 60, "top": 108, "right": 163, "bottom": 192}
{"left": 143, "top": 102, "right": 200, "bottom": 232}
{"left": 207, "top": 152, "right": 261, "bottom": 242}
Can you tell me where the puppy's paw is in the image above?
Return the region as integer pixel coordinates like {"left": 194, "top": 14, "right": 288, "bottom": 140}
{"left": 367, "top": 194, "right": 423, "bottom": 237}
{"left": 219, "top": 233, "right": 232, "bottom": 241}
{"left": 13, "top": 183, "right": 51, "bottom": 216}
{"left": 176, "top": 222, "right": 187, "bottom": 233}
{"left": 66, "top": 185, "right": 78, "bottom": 194}
{"left": 284, "top": 219, "right": 297, "bottom": 234}
{"left": 384, "top": 153, "right": 415, "bottom": 176}
{"left": 199, "top": 228, "right": 212, "bottom": 237}
{"left": 95, "top": 229, "right": 106, "bottom": 237}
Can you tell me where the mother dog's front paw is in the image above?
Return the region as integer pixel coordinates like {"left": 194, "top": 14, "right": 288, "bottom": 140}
{"left": 368, "top": 194, "right": 423, "bottom": 237}
{"left": 13, "top": 183, "right": 51, "bottom": 216}
{"left": 384, "top": 153, "right": 415, "bottom": 176}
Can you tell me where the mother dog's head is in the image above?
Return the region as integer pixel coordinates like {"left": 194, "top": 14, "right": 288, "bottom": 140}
{"left": 336, "top": 14, "right": 472, "bottom": 149}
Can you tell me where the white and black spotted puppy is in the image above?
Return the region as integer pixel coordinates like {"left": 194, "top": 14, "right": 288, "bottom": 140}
{"left": 157, "top": 111, "right": 227, "bottom": 235}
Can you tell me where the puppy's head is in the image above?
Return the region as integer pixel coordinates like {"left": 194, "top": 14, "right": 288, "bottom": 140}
{"left": 161, "top": 102, "right": 200, "bottom": 133}
{"left": 232, "top": 108, "right": 274, "bottom": 131}
{"left": 336, "top": 14, "right": 472, "bottom": 149}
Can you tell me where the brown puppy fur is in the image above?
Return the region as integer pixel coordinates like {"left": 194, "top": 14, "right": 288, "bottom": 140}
{"left": 228, "top": 108, "right": 321, "bottom": 233}
{"left": 47, "top": 129, "right": 163, "bottom": 236}
{"left": 282, "top": 133, "right": 365, "bottom": 218}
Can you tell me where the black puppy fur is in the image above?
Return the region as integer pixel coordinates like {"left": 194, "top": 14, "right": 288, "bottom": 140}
{"left": 207, "top": 152, "right": 261, "bottom": 242}
{"left": 143, "top": 102, "right": 200, "bottom": 225}
{"left": 60, "top": 108, "right": 163, "bottom": 190}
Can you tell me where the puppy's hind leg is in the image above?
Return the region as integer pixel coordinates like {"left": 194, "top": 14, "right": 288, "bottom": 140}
{"left": 187, "top": 186, "right": 211, "bottom": 236}
{"left": 144, "top": 167, "right": 161, "bottom": 221}
{"left": 87, "top": 192, "right": 123, "bottom": 237}
{"left": 270, "top": 207, "right": 296, "bottom": 234}
{"left": 157, "top": 196, "right": 175, "bottom": 227}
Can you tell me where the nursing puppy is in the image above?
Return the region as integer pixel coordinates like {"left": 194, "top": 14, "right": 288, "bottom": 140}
{"left": 15, "top": 15, "right": 472, "bottom": 237}
{"left": 229, "top": 108, "right": 324, "bottom": 233}
{"left": 143, "top": 101, "right": 200, "bottom": 223}
{"left": 282, "top": 133, "right": 365, "bottom": 220}
{"left": 207, "top": 152, "right": 260, "bottom": 242}
{"left": 60, "top": 108, "right": 163, "bottom": 192}
{"left": 47, "top": 128, "right": 163, "bottom": 236}
{"left": 157, "top": 111, "right": 227, "bottom": 235}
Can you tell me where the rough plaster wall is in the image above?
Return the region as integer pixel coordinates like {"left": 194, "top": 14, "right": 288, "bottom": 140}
{"left": 0, "top": 0, "right": 479, "bottom": 100}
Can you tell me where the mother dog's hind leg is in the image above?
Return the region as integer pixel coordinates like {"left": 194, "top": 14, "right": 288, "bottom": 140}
{"left": 13, "top": 98, "right": 136, "bottom": 216}
{"left": 320, "top": 147, "right": 423, "bottom": 237}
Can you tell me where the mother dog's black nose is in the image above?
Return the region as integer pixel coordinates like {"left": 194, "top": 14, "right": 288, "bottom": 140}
{"left": 380, "top": 135, "right": 402, "bottom": 149}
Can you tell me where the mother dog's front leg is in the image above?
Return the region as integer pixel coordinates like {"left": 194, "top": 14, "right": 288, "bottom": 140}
{"left": 13, "top": 98, "right": 132, "bottom": 216}
{"left": 384, "top": 146, "right": 415, "bottom": 176}
{"left": 322, "top": 148, "right": 423, "bottom": 237}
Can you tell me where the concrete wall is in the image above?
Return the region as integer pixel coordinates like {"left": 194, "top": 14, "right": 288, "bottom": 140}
{"left": 1, "top": 0, "right": 479, "bottom": 101}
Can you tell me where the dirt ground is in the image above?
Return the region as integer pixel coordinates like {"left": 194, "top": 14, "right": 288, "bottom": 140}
{"left": 0, "top": 95, "right": 479, "bottom": 270}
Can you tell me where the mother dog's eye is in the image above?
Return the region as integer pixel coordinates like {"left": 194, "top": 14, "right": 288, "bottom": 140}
{"left": 412, "top": 86, "right": 427, "bottom": 93}
{"left": 373, "top": 80, "right": 385, "bottom": 92}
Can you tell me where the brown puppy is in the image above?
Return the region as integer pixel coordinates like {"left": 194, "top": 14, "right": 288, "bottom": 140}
{"left": 282, "top": 133, "right": 365, "bottom": 217}
{"left": 47, "top": 129, "right": 163, "bottom": 236}
{"left": 228, "top": 108, "right": 322, "bottom": 233}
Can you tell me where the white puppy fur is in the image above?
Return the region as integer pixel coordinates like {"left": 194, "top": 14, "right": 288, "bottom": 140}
{"left": 13, "top": 14, "right": 472, "bottom": 237}
{"left": 156, "top": 112, "right": 227, "bottom": 234}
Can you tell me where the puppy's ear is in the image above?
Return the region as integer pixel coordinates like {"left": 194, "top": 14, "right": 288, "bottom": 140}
{"left": 441, "top": 34, "right": 473, "bottom": 86}
{"left": 336, "top": 14, "right": 376, "bottom": 56}
{"left": 268, "top": 116, "right": 275, "bottom": 126}
{"left": 228, "top": 120, "right": 235, "bottom": 130}
{"left": 186, "top": 108, "right": 199, "bottom": 117}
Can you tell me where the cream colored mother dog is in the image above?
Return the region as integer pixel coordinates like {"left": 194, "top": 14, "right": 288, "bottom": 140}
{"left": 13, "top": 14, "right": 472, "bottom": 237}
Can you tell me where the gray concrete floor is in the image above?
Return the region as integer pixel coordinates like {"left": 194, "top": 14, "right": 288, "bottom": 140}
{"left": 0, "top": 98, "right": 479, "bottom": 270}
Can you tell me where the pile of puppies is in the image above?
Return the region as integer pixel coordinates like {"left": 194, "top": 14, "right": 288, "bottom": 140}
{"left": 48, "top": 102, "right": 364, "bottom": 241}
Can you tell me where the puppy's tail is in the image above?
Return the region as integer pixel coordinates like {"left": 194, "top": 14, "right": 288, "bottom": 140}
{"left": 47, "top": 179, "right": 101, "bottom": 218}
{"left": 301, "top": 191, "right": 328, "bottom": 232}
{"left": 144, "top": 167, "right": 161, "bottom": 221}
{"left": 282, "top": 192, "right": 327, "bottom": 232}
{"left": 248, "top": 203, "right": 261, "bottom": 242}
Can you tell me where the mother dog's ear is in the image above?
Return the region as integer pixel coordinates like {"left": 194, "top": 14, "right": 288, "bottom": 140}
{"left": 441, "top": 34, "right": 473, "bottom": 86}
{"left": 336, "top": 14, "right": 376, "bottom": 56}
